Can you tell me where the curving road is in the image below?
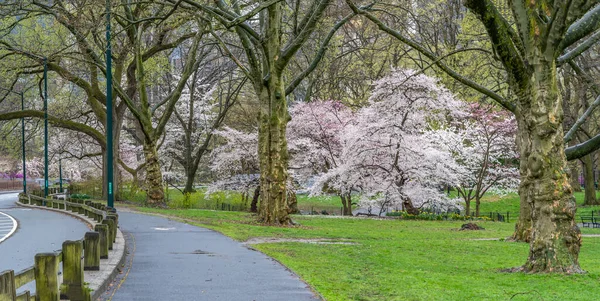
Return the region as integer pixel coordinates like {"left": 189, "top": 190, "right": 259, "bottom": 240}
{"left": 0, "top": 192, "right": 89, "bottom": 294}
{"left": 107, "top": 211, "right": 319, "bottom": 301}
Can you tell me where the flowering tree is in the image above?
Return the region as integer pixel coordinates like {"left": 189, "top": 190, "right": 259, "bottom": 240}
{"left": 341, "top": 69, "right": 465, "bottom": 214}
{"left": 434, "top": 104, "right": 519, "bottom": 216}
{"left": 287, "top": 100, "right": 356, "bottom": 215}
{"left": 208, "top": 127, "right": 260, "bottom": 211}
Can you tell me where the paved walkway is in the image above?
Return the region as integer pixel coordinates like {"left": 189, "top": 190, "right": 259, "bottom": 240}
{"left": 107, "top": 211, "right": 319, "bottom": 301}
{"left": 0, "top": 192, "right": 89, "bottom": 294}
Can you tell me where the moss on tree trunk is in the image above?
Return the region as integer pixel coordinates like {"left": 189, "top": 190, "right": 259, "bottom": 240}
{"left": 512, "top": 61, "right": 582, "bottom": 273}
{"left": 143, "top": 140, "right": 165, "bottom": 206}
{"left": 257, "top": 72, "right": 291, "bottom": 224}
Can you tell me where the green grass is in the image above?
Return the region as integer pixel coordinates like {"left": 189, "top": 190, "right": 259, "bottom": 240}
{"left": 130, "top": 207, "right": 600, "bottom": 301}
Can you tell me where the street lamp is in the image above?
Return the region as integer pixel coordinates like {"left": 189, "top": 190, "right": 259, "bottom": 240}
{"left": 59, "top": 158, "right": 63, "bottom": 193}
{"left": 106, "top": 0, "right": 114, "bottom": 208}
{"left": 43, "top": 57, "right": 49, "bottom": 199}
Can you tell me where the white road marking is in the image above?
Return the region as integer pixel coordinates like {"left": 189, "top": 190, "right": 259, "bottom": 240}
{"left": 0, "top": 211, "right": 17, "bottom": 243}
{"left": 153, "top": 227, "right": 175, "bottom": 231}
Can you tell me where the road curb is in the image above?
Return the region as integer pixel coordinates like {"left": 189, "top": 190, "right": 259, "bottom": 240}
{"left": 15, "top": 200, "right": 126, "bottom": 300}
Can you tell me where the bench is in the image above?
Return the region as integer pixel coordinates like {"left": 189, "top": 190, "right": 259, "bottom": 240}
{"left": 580, "top": 216, "right": 600, "bottom": 228}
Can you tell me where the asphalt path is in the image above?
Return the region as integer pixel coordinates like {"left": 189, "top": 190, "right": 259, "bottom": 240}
{"left": 109, "top": 211, "right": 320, "bottom": 301}
{"left": 0, "top": 192, "right": 89, "bottom": 294}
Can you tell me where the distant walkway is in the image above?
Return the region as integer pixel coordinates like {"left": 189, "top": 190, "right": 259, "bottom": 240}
{"left": 107, "top": 211, "right": 319, "bottom": 301}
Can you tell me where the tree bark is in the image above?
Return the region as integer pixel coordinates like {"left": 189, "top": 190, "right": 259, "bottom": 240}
{"left": 183, "top": 167, "right": 197, "bottom": 194}
{"left": 142, "top": 140, "right": 164, "bottom": 206}
{"left": 569, "top": 161, "right": 582, "bottom": 192}
{"left": 583, "top": 154, "right": 598, "bottom": 205}
{"left": 256, "top": 3, "right": 292, "bottom": 225}
{"left": 475, "top": 197, "right": 481, "bottom": 217}
{"left": 513, "top": 61, "right": 582, "bottom": 273}
{"left": 257, "top": 71, "right": 291, "bottom": 224}
{"left": 464, "top": 198, "right": 471, "bottom": 216}
{"left": 403, "top": 198, "right": 419, "bottom": 215}
{"left": 287, "top": 190, "right": 299, "bottom": 214}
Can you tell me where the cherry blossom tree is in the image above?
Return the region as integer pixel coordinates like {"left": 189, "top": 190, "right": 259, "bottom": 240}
{"left": 287, "top": 100, "right": 356, "bottom": 215}
{"left": 434, "top": 104, "right": 519, "bottom": 217}
{"left": 208, "top": 127, "right": 260, "bottom": 211}
{"left": 341, "top": 69, "right": 465, "bottom": 214}
{"left": 161, "top": 69, "right": 244, "bottom": 194}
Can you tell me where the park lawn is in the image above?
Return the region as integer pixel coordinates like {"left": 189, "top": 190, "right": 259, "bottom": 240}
{"left": 131, "top": 207, "right": 600, "bottom": 301}
{"left": 467, "top": 191, "right": 600, "bottom": 219}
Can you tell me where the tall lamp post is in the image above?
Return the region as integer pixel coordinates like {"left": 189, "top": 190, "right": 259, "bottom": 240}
{"left": 0, "top": 87, "right": 26, "bottom": 193}
{"left": 106, "top": 0, "right": 114, "bottom": 208}
{"left": 43, "top": 57, "right": 49, "bottom": 199}
{"left": 59, "top": 158, "right": 62, "bottom": 193}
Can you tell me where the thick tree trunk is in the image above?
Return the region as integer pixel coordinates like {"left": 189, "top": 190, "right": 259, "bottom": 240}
{"left": 142, "top": 140, "right": 165, "bottom": 206}
{"left": 257, "top": 86, "right": 289, "bottom": 214}
{"left": 257, "top": 74, "right": 291, "bottom": 224}
{"left": 464, "top": 199, "right": 471, "bottom": 216}
{"left": 583, "top": 154, "right": 598, "bottom": 205}
{"left": 513, "top": 62, "right": 582, "bottom": 273}
{"left": 475, "top": 197, "right": 481, "bottom": 217}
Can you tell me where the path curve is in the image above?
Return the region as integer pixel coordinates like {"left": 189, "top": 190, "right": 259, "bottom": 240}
{"left": 0, "top": 210, "right": 17, "bottom": 243}
{"left": 0, "top": 192, "right": 89, "bottom": 294}
{"left": 106, "top": 211, "right": 320, "bottom": 301}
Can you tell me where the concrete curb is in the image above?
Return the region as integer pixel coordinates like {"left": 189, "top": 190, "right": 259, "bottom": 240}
{"left": 15, "top": 201, "right": 126, "bottom": 300}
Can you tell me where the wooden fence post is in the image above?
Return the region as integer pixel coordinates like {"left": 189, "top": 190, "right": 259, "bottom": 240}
{"left": 83, "top": 232, "right": 100, "bottom": 271}
{"left": 102, "top": 219, "right": 116, "bottom": 248}
{"left": 0, "top": 269, "right": 16, "bottom": 301}
{"left": 34, "top": 252, "right": 59, "bottom": 301}
{"left": 61, "top": 240, "right": 84, "bottom": 301}
{"left": 94, "top": 224, "right": 109, "bottom": 259}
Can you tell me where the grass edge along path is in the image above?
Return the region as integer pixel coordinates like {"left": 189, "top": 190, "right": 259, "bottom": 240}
{"left": 119, "top": 205, "right": 600, "bottom": 301}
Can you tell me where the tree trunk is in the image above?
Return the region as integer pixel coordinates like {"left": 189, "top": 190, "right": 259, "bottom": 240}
{"left": 250, "top": 185, "right": 260, "bottom": 213}
{"left": 475, "top": 197, "right": 481, "bottom": 217}
{"left": 287, "top": 190, "right": 299, "bottom": 214}
{"left": 513, "top": 61, "right": 582, "bottom": 273}
{"left": 257, "top": 73, "right": 291, "bottom": 224}
{"left": 340, "top": 193, "right": 353, "bottom": 216}
{"left": 583, "top": 154, "right": 598, "bottom": 205}
{"left": 256, "top": 12, "right": 292, "bottom": 224}
{"left": 142, "top": 140, "right": 165, "bottom": 206}
{"left": 569, "top": 161, "right": 581, "bottom": 192}
{"left": 183, "top": 167, "right": 197, "bottom": 194}
{"left": 403, "top": 198, "right": 419, "bottom": 215}
{"left": 464, "top": 198, "right": 471, "bottom": 216}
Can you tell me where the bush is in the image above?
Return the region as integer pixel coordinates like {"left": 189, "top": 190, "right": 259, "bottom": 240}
{"left": 71, "top": 194, "right": 91, "bottom": 199}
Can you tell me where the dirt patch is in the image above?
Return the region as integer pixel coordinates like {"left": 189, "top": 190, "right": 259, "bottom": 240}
{"left": 459, "top": 223, "right": 485, "bottom": 231}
